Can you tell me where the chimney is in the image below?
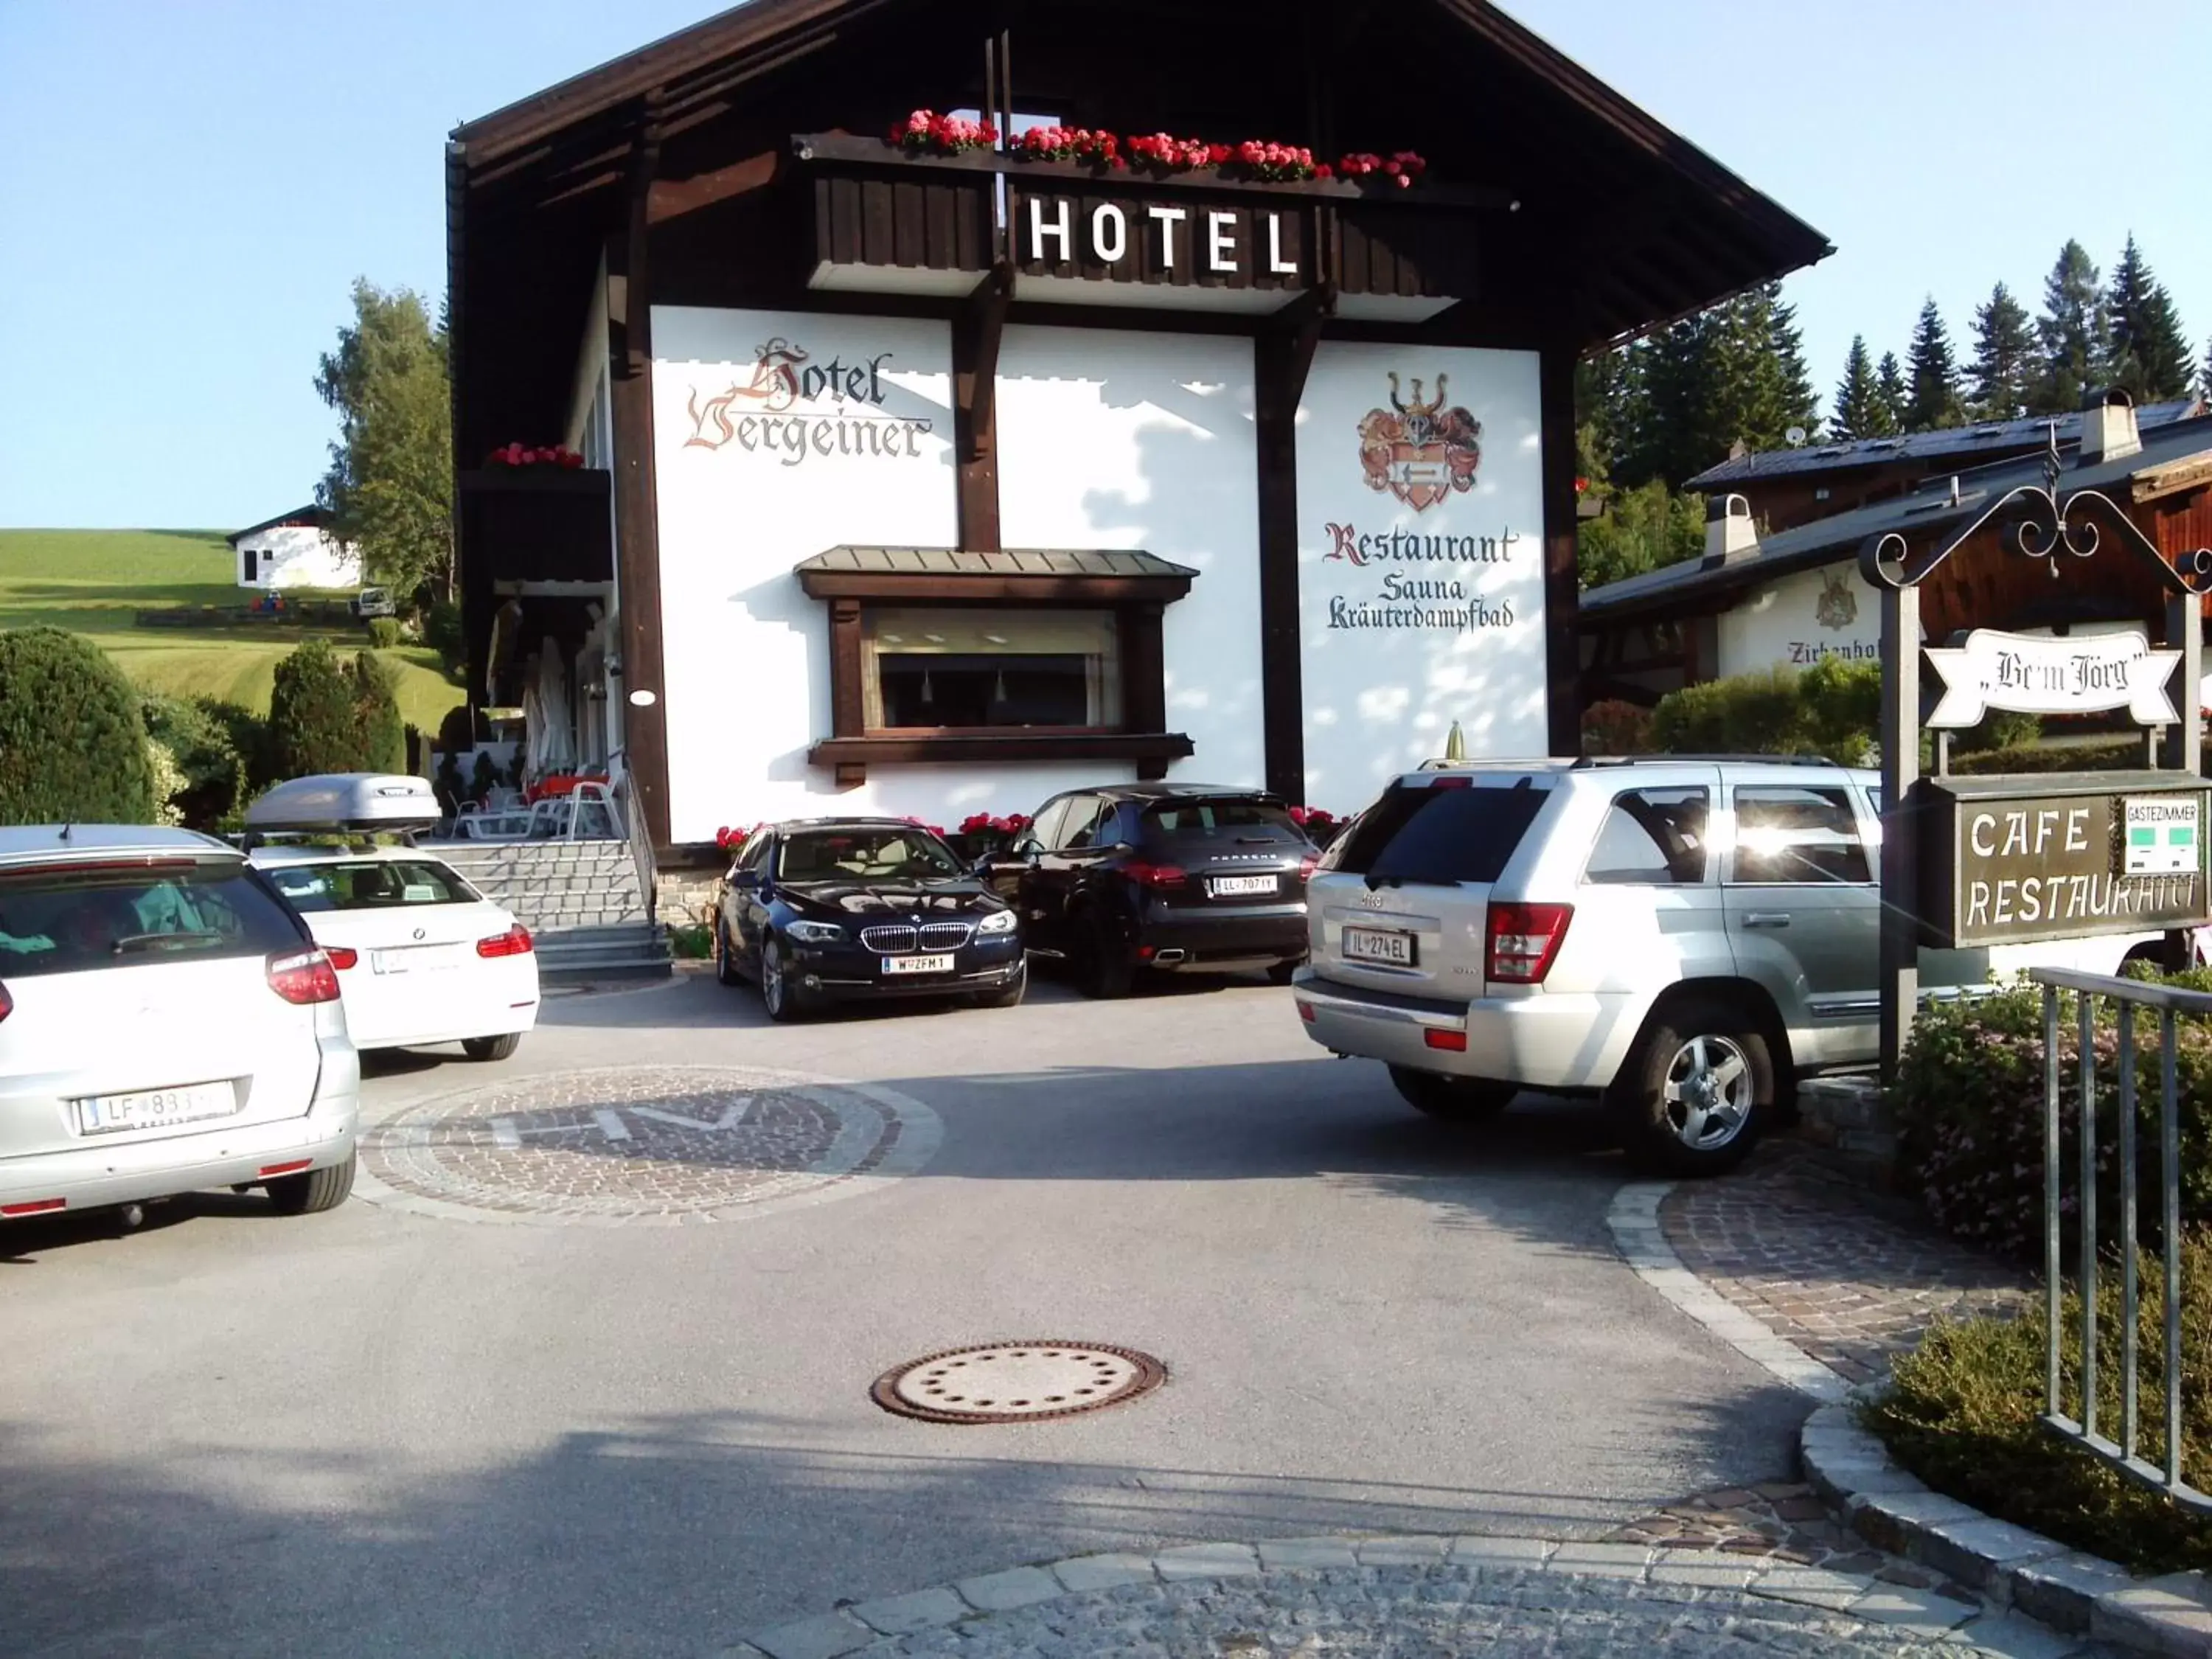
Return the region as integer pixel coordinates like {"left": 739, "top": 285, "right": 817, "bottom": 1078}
{"left": 1703, "top": 493, "right": 1758, "bottom": 566}
{"left": 2078, "top": 386, "right": 2140, "bottom": 467}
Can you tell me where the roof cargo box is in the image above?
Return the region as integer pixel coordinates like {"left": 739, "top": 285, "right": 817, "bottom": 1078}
{"left": 244, "top": 773, "right": 441, "bottom": 832}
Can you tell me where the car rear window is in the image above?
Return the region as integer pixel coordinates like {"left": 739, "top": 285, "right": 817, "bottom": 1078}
{"left": 0, "top": 861, "right": 305, "bottom": 978}
{"left": 1327, "top": 782, "right": 1548, "bottom": 885}
{"left": 265, "top": 859, "right": 480, "bottom": 913}
{"left": 1141, "top": 799, "right": 1303, "bottom": 841}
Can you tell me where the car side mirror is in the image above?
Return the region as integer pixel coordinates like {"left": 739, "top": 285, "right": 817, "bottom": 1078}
{"left": 729, "top": 869, "right": 761, "bottom": 890}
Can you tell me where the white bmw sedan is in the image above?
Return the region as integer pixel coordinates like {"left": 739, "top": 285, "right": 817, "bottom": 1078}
{"left": 250, "top": 846, "right": 540, "bottom": 1060}
{"left": 0, "top": 825, "right": 359, "bottom": 1223}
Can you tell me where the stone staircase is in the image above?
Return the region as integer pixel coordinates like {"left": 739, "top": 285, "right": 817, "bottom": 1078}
{"left": 433, "top": 839, "right": 672, "bottom": 982}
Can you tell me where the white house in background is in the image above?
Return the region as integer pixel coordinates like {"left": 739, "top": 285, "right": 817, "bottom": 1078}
{"left": 228, "top": 506, "right": 364, "bottom": 591}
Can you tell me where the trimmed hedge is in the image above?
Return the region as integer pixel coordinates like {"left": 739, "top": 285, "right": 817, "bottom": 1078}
{"left": 1581, "top": 698, "right": 1657, "bottom": 756}
{"left": 354, "top": 650, "right": 406, "bottom": 775}
{"left": 1951, "top": 737, "right": 2147, "bottom": 776}
{"left": 0, "top": 626, "right": 156, "bottom": 824}
{"left": 1896, "top": 971, "right": 2212, "bottom": 1262}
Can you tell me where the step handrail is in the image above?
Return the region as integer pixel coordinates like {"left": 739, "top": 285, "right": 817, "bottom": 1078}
{"left": 608, "top": 751, "right": 657, "bottom": 925}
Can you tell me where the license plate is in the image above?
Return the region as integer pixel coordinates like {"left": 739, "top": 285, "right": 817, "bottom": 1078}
{"left": 373, "top": 945, "right": 464, "bottom": 975}
{"left": 1342, "top": 927, "right": 1416, "bottom": 966}
{"left": 1208, "top": 874, "right": 1278, "bottom": 897}
{"left": 77, "top": 1082, "right": 237, "bottom": 1135}
{"left": 883, "top": 953, "right": 956, "bottom": 975}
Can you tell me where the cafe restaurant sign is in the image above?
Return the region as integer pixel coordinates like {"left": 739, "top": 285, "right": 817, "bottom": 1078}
{"left": 1924, "top": 627, "right": 2182, "bottom": 728}
{"left": 1919, "top": 773, "right": 2212, "bottom": 948}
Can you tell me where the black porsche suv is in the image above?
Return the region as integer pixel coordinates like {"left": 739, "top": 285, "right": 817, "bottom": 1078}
{"left": 979, "top": 785, "right": 1317, "bottom": 997}
{"left": 716, "top": 818, "right": 1026, "bottom": 1020}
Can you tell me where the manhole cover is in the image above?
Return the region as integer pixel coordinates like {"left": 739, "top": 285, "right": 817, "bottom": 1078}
{"left": 354, "top": 1065, "right": 941, "bottom": 1227}
{"left": 872, "top": 1342, "right": 1166, "bottom": 1424}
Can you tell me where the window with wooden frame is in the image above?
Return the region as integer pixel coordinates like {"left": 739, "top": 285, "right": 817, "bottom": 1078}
{"left": 796, "top": 547, "right": 1200, "bottom": 785}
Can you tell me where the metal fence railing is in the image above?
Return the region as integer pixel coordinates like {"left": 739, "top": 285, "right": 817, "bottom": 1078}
{"left": 2031, "top": 965, "right": 2210, "bottom": 1514}
{"left": 608, "top": 752, "right": 658, "bottom": 924}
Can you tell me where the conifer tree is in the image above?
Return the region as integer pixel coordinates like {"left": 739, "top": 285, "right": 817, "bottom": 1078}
{"left": 1967, "top": 282, "right": 2036, "bottom": 420}
{"left": 1832, "top": 336, "right": 1892, "bottom": 439}
{"left": 2031, "top": 240, "right": 2107, "bottom": 414}
{"left": 1875, "top": 352, "right": 1909, "bottom": 434}
{"left": 2104, "top": 234, "right": 2194, "bottom": 403}
{"left": 1904, "top": 298, "right": 1965, "bottom": 431}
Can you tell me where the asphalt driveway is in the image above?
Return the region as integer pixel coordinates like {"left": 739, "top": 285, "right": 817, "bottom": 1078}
{"left": 1, "top": 967, "right": 1811, "bottom": 1658}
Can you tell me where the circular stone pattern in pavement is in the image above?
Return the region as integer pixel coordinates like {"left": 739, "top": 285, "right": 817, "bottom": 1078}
{"left": 842, "top": 1568, "right": 2025, "bottom": 1656}
{"left": 873, "top": 1342, "right": 1166, "bottom": 1424}
{"left": 355, "top": 1065, "right": 940, "bottom": 1226}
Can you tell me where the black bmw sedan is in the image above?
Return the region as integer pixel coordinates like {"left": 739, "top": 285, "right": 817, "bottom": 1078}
{"left": 714, "top": 818, "right": 1026, "bottom": 1021}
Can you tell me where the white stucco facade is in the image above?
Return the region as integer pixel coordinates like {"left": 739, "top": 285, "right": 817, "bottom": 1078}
{"left": 232, "top": 520, "right": 362, "bottom": 591}
{"left": 642, "top": 306, "right": 1554, "bottom": 841}
{"left": 1714, "top": 560, "right": 1884, "bottom": 679}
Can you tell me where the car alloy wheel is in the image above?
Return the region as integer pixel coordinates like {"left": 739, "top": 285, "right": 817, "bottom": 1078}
{"left": 1660, "top": 1033, "right": 1753, "bottom": 1152}
{"left": 761, "top": 936, "right": 810, "bottom": 1022}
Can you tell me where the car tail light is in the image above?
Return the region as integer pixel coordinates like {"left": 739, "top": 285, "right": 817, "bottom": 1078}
{"left": 1485, "top": 902, "right": 1573, "bottom": 984}
{"left": 1, "top": 1197, "right": 64, "bottom": 1217}
{"left": 1428, "top": 775, "right": 1473, "bottom": 789}
{"left": 1124, "top": 862, "right": 1186, "bottom": 891}
{"left": 1424, "top": 1028, "right": 1468, "bottom": 1051}
{"left": 266, "top": 947, "right": 341, "bottom": 1005}
{"left": 0, "top": 979, "right": 11, "bottom": 1025}
{"left": 258, "top": 1159, "right": 313, "bottom": 1178}
{"left": 324, "top": 947, "right": 358, "bottom": 971}
{"left": 1295, "top": 999, "right": 1315, "bottom": 1023}
{"left": 477, "top": 925, "right": 534, "bottom": 958}
{"left": 1296, "top": 855, "right": 1318, "bottom": 883}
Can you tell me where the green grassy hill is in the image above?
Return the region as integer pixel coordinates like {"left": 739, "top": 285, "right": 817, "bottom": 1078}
{"left": 0, "top": 529, "right": 465, "bottom": 734}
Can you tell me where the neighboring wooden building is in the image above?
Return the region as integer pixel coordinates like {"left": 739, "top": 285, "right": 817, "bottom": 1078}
{"left": 1683, "top": 398, "right": 2202, "bottom": 537}
{"left": 1581, "top": 393, "right": 2212, "bottom": 708}
{"left": 445, "top": 0, "right": 1828, "bottom": 846}
{"left": 228, "top": 506, "right": 363, "bottom": 591}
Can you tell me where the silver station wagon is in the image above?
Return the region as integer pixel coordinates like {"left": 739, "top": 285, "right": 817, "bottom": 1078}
{"left": 1293, "top": 757, "right": 2183, "bottom": 1175}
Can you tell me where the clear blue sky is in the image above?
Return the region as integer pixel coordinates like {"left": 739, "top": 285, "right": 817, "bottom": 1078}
{"left": 2, "top": 0, "right": 2206, "bottom": 529}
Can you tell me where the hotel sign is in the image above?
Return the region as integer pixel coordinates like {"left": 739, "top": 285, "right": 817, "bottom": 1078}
{"left": 1917, "top": 773, "right": 2212, "bottom": 947}
{"left": 1009, "top": 184, "right": 1307, "bottom": 297}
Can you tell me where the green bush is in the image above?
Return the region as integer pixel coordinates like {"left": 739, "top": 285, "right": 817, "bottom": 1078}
{"left": 1951, "top": 737, "right": 2148, "bottom": 776}
{"left": 352, "top": 650, "right": 406, "bottom": 775}
{"left": 1649, "top": 659, "right": 1882, "bottom": 764}
{"left": 142, "top": 694, "right": 248, "bottom": 830}
{"left": 667, "top": 922, "right": 712, "bottom": 959}
{"left": 0, "top": 626, "right": 156, "bottom": 824}
{"left": 198, "top": 698, "right": 277, "bottom": 796}
{"left": 1580, "top": 698, "right": 1657, "bottom": 755}
{"left": 423, "top": 599, "right": 465, "bottom": 671}
{"left": 268, "top": 640, "right": 369, "bottom": 779}
{"left": 1895, "top": 973, "right": 2212, "bottom": 1261}
{"left": 1952, "top": 709, "right": 2043, "bottom": 754}
{"left": 366, "top": 616, "right": 403, "bottom": 649}
{"left": 1867, "top": 1228, "right": 2212, "bottom": 1574}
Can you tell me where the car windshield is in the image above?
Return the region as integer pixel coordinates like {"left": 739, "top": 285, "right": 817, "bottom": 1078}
{"left": 265, "top": 859, "right": 479, "bottom": 913}
{"left": 0, "top": 861, "right": 303, "bottom": 978}
{"left": 1141, "top": 799, "right": 1303, "bottom": 842}
{"left": 776, "top": 828, "right": 964, "bottom": 883}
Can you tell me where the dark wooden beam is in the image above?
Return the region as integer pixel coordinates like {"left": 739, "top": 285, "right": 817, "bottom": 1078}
{"left": 796, "top": 570, "right": 1193, "bottom": 603}
{"left": 647, "top": 150, "right": 780, "bottom": 223}
{"left": 1540, "top": 341, "right": 1581, "bottom": 756}
{"left": 608, "top": 105, "right": 672, "bottom": 847}
{"left": 951, "top": 262, "right": 1014, "bottom": 551}
{"left": 1253, "top": 281, "right": 1332, "bottom": 805}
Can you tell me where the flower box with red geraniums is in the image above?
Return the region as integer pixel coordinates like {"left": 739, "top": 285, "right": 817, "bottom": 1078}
{"left": 891, "top": 109, "right": 998, "bottom": 156}
{"left": 1288, "top": 805, "right": 1346, "bottom": 849}
{"left": 486, "top": 442, "right": 586, "bottom": 470}
{"left": 1013, "top": 125, "right": 1121, "bottom": 168}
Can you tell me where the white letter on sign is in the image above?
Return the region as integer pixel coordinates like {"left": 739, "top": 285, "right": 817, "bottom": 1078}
{"left": 1147, "top": 204, "right": 1187, "bottom": 266}
{"left": 1266, "top": 212, "right": 1298, "bottom": 274}
{"left": 1206, "top": 210, "right": 1238, "bottom": 274}
{"left": 1091, "top": 202, "right": 1127, "bottom": 264}
{"left": 1029, "top": 197, "right": 1072, "bottom": 263}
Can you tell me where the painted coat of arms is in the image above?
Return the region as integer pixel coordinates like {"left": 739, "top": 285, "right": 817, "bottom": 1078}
{"left": 1357, "top": 372, "right": 1482, "bottom": 512}
{"left": 1815, "top": 567, "right": 1858, "bottom": 631}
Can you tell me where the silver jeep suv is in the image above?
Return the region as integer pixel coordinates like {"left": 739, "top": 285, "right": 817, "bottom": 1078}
{"left": 1292, "top": 757, "right": 2173, "bottom": 1175}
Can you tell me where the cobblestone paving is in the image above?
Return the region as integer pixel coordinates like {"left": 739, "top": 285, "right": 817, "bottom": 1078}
{"left": 1658, "top": 1143, "right": 2029, "bottom": 1385}
{"left": 1605, "top": 1481, "right": 1952, "bottom": 1585}
{"left": 358, "top": 1065, "right": 938, "bottom": 1225}
{"left": 742, "top": 1545, "right": 2120, "bottom": 1657}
